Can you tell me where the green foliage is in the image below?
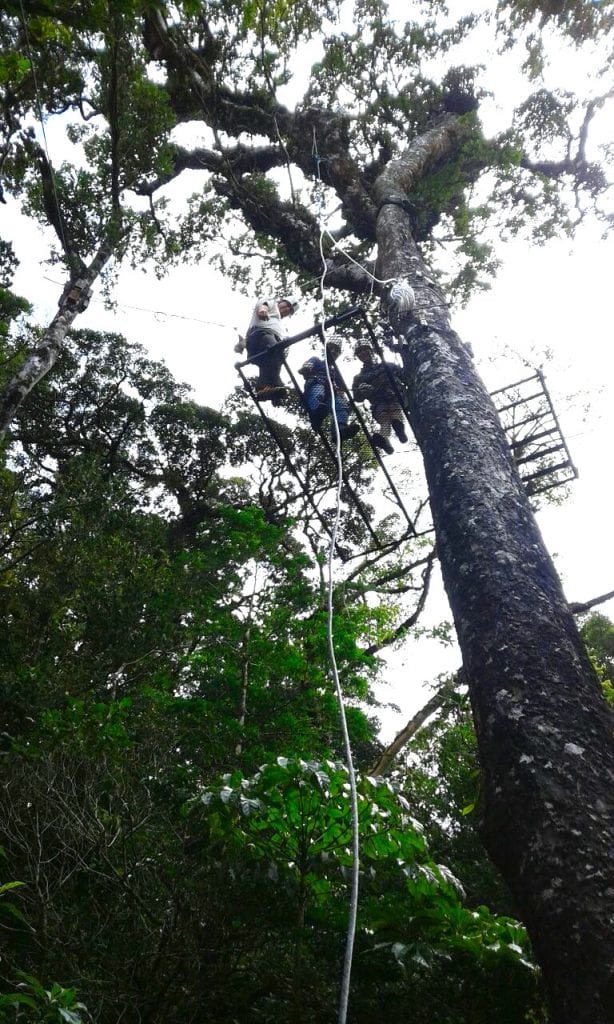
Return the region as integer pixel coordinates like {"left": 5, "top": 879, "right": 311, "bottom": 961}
{"left": 0, "top": 240, "right": 30, "bottom": 338}
{"left": 191, "top": 757, "right": 427, "bottom": 877}
{"left": 0, "top": 877, "right": 28, "bottom": 930}
{"left": 0, "top": 975, "right": 89, "bottom": 1024}
{"left": 0, "top": 864, "right": 88, "bottom": 1024}
{"left": 0, "top": 322, "right": 388, "bottom": 774}
{"left": 497, "top": 0, "right": 614, "bottom": 44}
{"left": 1, "top": 0, "right": 609, "bottom": 298}
{"left": 580, "top": 612, "right": 614, "bottom": 705}
{"left": 399, "top": 684, "right": 517, "bottom": 915}
{"left": 515, "top": 89, "right": 575, "bottom": 149}
{"left": 183, "top": 758, "right": 544, "bottom": 1022}
{"left": 0, "top": 288, "right": 31, "bottom": 339}
{"left": 0, "top": 315, "right": 548, "bottom": 1021}
{"left": 0, "top": 52, "right": 30, "bottom": 85}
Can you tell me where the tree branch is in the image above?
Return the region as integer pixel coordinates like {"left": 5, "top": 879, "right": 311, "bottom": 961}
{"left": 364, "top": 548, "right": 436, "bottom": 656}
{"left": 569, "top": 590, "right": 614, "bottom": 616}
{"left": 134, "top": 142, "right": 287, "bottom": 196}
{"left": 520, "top": 89, "right": 614, "bottom": 194}
{"left": 373, "top": 113, "right": 470, "bottom": 209}
{"left": 108, "top": 8, "right": 121, "bottom": 212}
{"left": 370, "top": 676, "right": 457, "bottom": 776}
{"left": 141, "top": 9, "right": 378, "bottom": 239}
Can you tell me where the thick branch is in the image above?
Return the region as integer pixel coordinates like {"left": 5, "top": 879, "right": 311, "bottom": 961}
{"left": 320, "top": 259, "right": 378, "bottom": 294}
{"left": 370, "top": 677, "right": 457, "bottom": 776}
{"left": 569, "top": 590, "right": 614, "bottom": 616}
{"left": 373, "top": 113, "right": 469, "bottom": 209}
{"left": 142, "top": 8, "right": 377, "bottom": 240}
{"left": 213, "top": 174, "right": 374, "bottom": 292}
{"left": 134, "top": 142, "right": 287, "bottom": 195}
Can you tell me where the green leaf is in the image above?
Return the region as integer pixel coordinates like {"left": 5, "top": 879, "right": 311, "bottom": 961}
{"left": 0, "top": 880, "right": 25, "bottom": 893}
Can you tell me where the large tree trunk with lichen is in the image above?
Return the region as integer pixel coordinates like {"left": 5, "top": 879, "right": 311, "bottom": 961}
{"left": 0, "top": 238, "right": 115, "bottom": 443}
{"left": 374, "top": 194, "right": 614, "bottom": 1021}
{"left": 0, "top": 296, "right": 82, "bottom": 441}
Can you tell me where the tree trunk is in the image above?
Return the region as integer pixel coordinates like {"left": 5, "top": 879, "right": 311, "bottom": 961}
{"left": 0, "top": 242, "right": 113, "bottom": 441}
{"left": 375, "top": 203, "right": 614, "bottom": 1022}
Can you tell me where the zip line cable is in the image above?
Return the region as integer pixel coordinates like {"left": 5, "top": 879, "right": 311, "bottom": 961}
{"left": 313, "top": 134, "right": 360, "bottom": 1024}
{"left": 41, "top": 276, "right": 242, "bottom": 334}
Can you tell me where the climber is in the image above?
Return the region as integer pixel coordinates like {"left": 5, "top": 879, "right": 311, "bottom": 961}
{"left": 352, "top": 341, "right": 408, "bottom": 454}
{"left": 299, "top": 341, "right": 359, "bottom": 442}
{"left": 242, "top": 294, "right": 299, "bottom": 403}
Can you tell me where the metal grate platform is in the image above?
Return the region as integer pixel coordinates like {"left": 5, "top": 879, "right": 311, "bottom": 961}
{"left": 490, "top": 370, "right": 578, "bottom": 497}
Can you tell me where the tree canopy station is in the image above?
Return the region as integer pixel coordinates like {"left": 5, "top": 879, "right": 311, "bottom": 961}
{"left": 237, "top": 305, "right": 423, "bottom": 557}
{"left": 0, "top": 2, "right": 613, "bottom": 1023}
{"left": 237, "top": 305, "right": 578, "bottom": 556}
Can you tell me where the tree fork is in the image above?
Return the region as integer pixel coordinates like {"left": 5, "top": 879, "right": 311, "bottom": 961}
{"left": 375, "top": 199, "right": 614, "bottom": 1020}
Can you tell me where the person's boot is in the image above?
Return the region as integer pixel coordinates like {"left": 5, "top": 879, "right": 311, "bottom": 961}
{"left": 391, "top": 418, "right": 408, "bottom": 443}
{"left": 339, "top": 422, "right": 360, "bottom": 442}
{"left": 309, "top": 408, "right": 327, "bottom": 430}
{"left": 372, "top": 432, "right": 394, "bottom": 454}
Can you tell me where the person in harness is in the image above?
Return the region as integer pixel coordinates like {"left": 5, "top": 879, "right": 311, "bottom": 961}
{"left": 243, "top": 294, "right": 299, "bottom": 403}
{"left": 352, "top": 341, "right": 408, "bottom": 454}
{"left": 299, "top": 341, "right": 359, "bottom": 442}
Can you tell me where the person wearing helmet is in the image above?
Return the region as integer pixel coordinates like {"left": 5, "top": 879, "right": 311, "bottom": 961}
{"left": 244, "top": 295, "right": 299, "bottom": 403}
{"left": 298, "top": 341, "right": 359, "bottom": 442}
{"left": 352, "top": 342, "right": 408, "bottom": 455}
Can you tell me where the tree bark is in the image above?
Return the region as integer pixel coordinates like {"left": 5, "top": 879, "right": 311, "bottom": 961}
{"left": 374, "top": 150, "right": 614, "bottom": 1023}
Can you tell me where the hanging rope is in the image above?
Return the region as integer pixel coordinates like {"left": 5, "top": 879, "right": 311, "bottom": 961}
{"left": 313, "top": 130, "right": 360, "bottom": 1024}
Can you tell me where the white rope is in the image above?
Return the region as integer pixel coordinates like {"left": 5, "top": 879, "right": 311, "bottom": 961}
{"left": 310, "top": 139, "right": 444, "bottom": 320}
{"left": 322, "top": 225, "right": 396, "bottom": 288}
{"left": 314, "top": 135, "right": 360, "bottom": 1024}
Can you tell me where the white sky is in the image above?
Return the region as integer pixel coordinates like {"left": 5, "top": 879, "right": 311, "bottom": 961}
{"left": 3, "top": 3, "right": 613, "bottom": 741}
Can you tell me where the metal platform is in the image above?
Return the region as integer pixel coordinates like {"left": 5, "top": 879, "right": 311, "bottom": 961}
{"left": 490, "top": 370, "right": 578, "bottom": 497}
